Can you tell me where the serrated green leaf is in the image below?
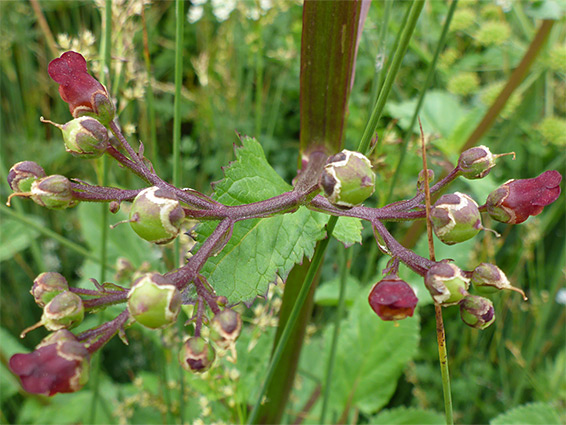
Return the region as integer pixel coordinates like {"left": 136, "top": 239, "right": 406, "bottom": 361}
{"left": 196, "top": 136, "right": 361, "bottom": 303}
{"left": 370, "top": 407, "right": 445, "bottom": 424}
{"left": 490, "top": 402, "right": 562, "bottom": 425}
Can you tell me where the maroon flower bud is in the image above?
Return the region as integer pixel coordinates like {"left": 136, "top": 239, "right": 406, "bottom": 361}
{"left": 8, "top": 161, "right": 46, "bottom": 193}
{"left": 210, "top": 309, "right": 243, "bottom": 349}
{"left": 9, "top": 330, "right": 90, "bottom": 396}
{"left": 31, "top": 272, "right": 69, "bottom": 307}
{"left": 459, "top": 295, "right": 495, "bottom": 329}
{"left": 48, "top": 51, "right": 115, "bottom": 124}
{"left": 417, "top": 169, "right": 434, "bottom": 192}
{"left": 368, "top": 276, "right": 418, "bottom": 321}
{"left": 425, "top": 262, "right": 470, "bottom": 306}
{"left": 486, "top": 170, "right": 562, "bottom": 224}
{"left": 179, "top": 336, "right": 216, "bottom": 373}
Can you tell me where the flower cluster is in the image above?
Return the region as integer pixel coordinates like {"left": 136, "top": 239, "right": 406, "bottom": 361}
{"left": 5, "top": 51, "right": 562, "bottom": 397}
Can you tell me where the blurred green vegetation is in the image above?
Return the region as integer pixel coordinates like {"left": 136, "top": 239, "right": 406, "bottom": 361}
{"left": 1, "top": 1, "right": 564, "bottom": 424}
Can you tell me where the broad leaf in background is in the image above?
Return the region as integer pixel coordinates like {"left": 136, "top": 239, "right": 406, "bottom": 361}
{"left": 370, "top": 407, "right": 445, "bottom": 424}
{"left": 490, "top": 402, "right": 562, "bottom": 425}
{"left": 298, "top": 285, "right": 420, "bottom": 420}
{"left": 325, "top": 285, "right": 420, "bottom": 416}
{"left": 78, "top": 202, "right": 160, "bottom": 268}
{"left": 0, "top": 327, "right": 28, "bottom": 403}
{"left": 0, "top": 218, "right": 40, "bottom": 262}
{"left": 196, "top": 135, "right": 362, "bottom": 303}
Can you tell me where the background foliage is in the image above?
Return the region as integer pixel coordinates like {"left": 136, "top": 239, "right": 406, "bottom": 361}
{"left": 1, "top": 1, "right": 565, "bottom": 424}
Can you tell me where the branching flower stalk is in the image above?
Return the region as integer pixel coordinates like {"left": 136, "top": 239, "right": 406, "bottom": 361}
{"left": 5, "top": 50, "right": 562, "bottom": 402}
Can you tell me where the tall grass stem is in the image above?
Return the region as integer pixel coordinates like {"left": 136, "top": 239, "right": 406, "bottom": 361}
{"left": 358, "top": 0, "right": 425, "bottom": 155}
{"left": 89, "top": 0, "right": 112, "bottom": 421}
{"left": 320, "top": 246, "right": 353, "bottom": 423}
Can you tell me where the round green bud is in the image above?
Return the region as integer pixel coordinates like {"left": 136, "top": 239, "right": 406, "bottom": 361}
{"left": 471, "top": 263, "right": 526, "bottom": 299}
{"left": 425, "top": 262, "right": 470, "bottom": 306}
{"left": 210, "top": 309, "right": 242, "bottom": 349}
{"left": 458, "top": 146, "right": 496, "bottom": 179}
{"left": 458, "top": 145, "right": 514, "bottom": 180}
{"left": 30, "top": 175, "right": 78, "bottom": 209}
{"left": 61, "top": 117, "right": 108, "bottom": 158}
{"left": 459, "top": 295, "right": 495, "bottom": 329}
{"left": 31, "top": 272, "right": 69, "bottom": 307}
{"left": 430, "top": 192, "right": 482, "bottom": 245}
{"left": 42, "top": 291, "right": 84, "bottom": 331}
{"left": 320, "top": 150, "right": 376, "bottom": 208}
{"left": 417, "top": 169, "right": 434, "bottom": 192}
{"left": 179, "top": 336, "right": 216, "bottom": 373}
{"left": 127, "top": 273, "right": 182, "bottom": 329}
{"left": 129, "top": 187, "right": 185, "bottom": 244}
{"left": 8, "top": 161, "right": 46, "bottom": 193}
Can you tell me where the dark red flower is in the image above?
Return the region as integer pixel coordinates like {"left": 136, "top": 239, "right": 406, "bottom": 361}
{"left": 47, "top": 51, "right": 114, "bottom": 123}
{"left": 486, "top": 170, "right": 562, "bottom": 224}
{"left": 9, "top": 330, "right": 89, "bottom": 396}
{"left": 368, "top": 277, "right": 418, "bottom": 321}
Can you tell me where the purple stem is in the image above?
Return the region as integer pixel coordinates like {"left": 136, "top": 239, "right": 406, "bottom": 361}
{"left": 70, "top": 287, "right": 123, "bottom": 297}
{"left": 82, "top": 292, "right": 128, "bottom": 309}
{"left": 166, "top": 218, "right": 234, "bottom": 290}
{"left": 194, "top": 299, "right": 204, "bottom": 338}
{"left": 71, "top": 182, "right": 141, "bottom": 202}
{"left": 194, "top": 276, "right": 221, "bottom": 314}
{"left": 108, "top": 121, "right": 219, "bottom": 210}
{"left": 81, "top": 309, "right": 130, "bottom": 354}
{"left": 372, "top": 220, "right": 434, "bottom": 276}
{"left": 384, "top": 168, "right": 461, "bottom": 212}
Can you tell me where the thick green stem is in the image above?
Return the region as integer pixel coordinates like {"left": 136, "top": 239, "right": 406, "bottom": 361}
{"left": 248, "top": 217, "right": 339, "bottom": 424}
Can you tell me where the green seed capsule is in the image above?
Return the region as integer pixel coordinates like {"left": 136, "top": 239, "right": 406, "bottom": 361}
{"left": 320, "top": 150, "right": 376, "bottom": 208}
{"left": 127, "top": 273, "right": 181, "bottom": 329}
{"left": 129, "top": 187, "right": 185, "bottom": 244}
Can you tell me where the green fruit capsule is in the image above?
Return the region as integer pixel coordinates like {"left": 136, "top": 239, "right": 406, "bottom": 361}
{"left": 320, "top": 150, "right": 376, "bottom": 208}
{"left": 430, "top": 192, "right": 482, "bottom": 245}
{"left": 471, "top": 263, "right": 526, "bottom": 299}
{"left": 425, "top": 262, "right": 470, "bottom": 306}
{"left": 210, "top": 309, "right": 242, "bottom": 349}
{"left": 31, "top": 272, "right": 69, "bottom": 307}
{"left": 42, "top": 291, "right": 84, "bottom": 331}
{"left": 30, "top": 175, "right": 78, "bottom": 209}
{"left": 61, "top": 117, "right": 108, "bottom": 158}
{"left": 459, "top": 295, "right": 495, "bottom": 329}
{"left": 127, "top": 273, "right": 181, "bottom": 329}
{"left": 179, "top": 337, "right": 216, "bottom": 373}
{"left": 129, "top": 187, "right": 185, "bottom": 244}
{"left": 8, "top": 161, "right": 46, "bottom": 193}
